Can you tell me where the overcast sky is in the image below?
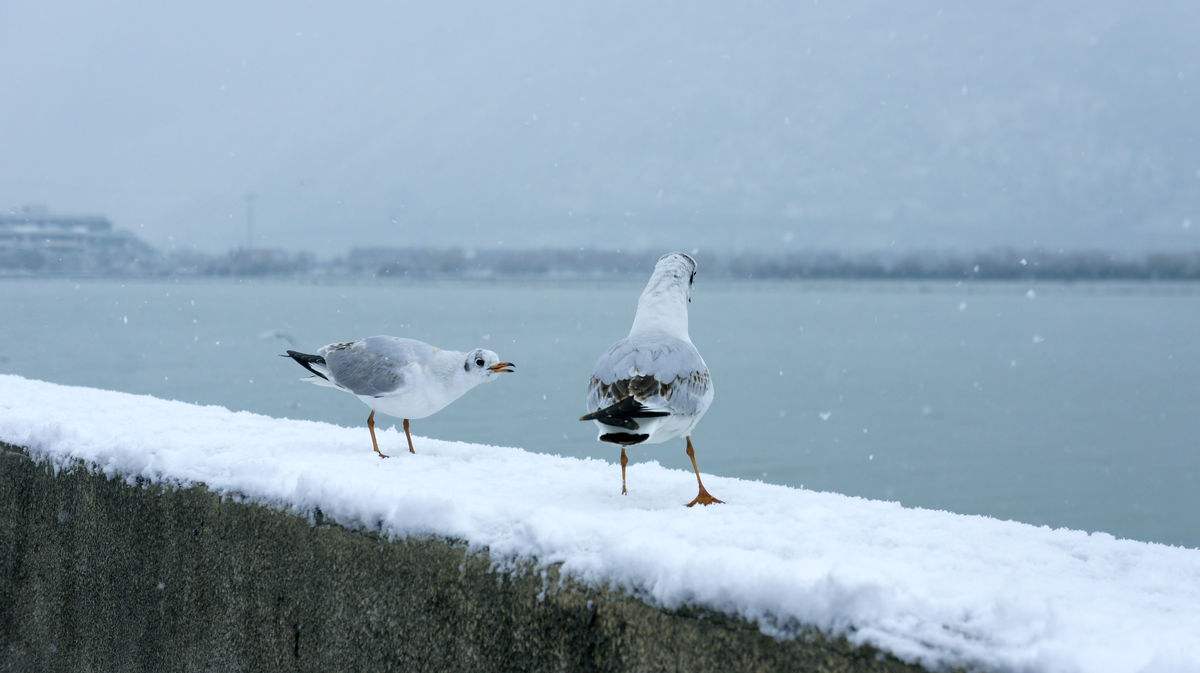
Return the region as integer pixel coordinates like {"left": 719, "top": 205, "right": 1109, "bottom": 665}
{"left": 2, "top": 1, "right": 1198, "bottom": 253}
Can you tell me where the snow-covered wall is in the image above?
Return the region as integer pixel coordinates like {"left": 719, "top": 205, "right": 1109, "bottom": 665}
{"left": 1, "top": 376, "right": 1198, "bottom": 673}
{"left": 0, "top": 442, "right": 917, "bottom": 672}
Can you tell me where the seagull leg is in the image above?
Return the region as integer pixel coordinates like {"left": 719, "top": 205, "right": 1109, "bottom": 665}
{"left": 684, "top": 436, "right": 723, "bottom": 507}
{"left": 402, "top": 418, "right": 416, "bottom": 454}
{"left": 620, "top": 446, "right": 629, "bottom": 495}
{"left": 367, "top": 411, "right": 389, "bottom": 459}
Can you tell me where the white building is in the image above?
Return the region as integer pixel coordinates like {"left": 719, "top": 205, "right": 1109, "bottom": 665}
{"left": 0, "top": 206, "right": 159, "bottom": 275}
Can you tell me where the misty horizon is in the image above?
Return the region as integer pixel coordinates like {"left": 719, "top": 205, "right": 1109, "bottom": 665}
{"left": 5, "top": 204, "right": 1200, "bottom": 280}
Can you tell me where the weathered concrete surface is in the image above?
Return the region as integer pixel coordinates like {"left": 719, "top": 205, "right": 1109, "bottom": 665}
{"left": 0, "top": 443, "right": 931, "bottom": 673}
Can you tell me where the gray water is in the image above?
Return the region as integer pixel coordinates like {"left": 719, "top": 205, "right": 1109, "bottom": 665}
{"left": 1, "top": 278, "right": 1196, "bottom": 548}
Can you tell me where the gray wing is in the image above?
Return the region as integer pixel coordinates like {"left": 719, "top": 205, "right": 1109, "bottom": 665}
{"left": 586, "top": 335, "right": 712, "bottom": 416}
{"left": 320, "top": 336, "right": 429, "bottom": 397}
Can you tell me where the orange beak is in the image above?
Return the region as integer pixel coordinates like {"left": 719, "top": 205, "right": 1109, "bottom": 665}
{"left": 488, "top": 362, "right": 516, "bottom": 373}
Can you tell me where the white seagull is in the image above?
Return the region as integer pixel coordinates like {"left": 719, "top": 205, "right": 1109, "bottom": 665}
{"left": 580, "top": 252, "right": 722, "bottom": 506}
{"left": 285, "top": 336, "right": 515, "bottom": 458}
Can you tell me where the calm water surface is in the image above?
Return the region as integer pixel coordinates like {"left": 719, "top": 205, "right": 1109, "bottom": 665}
{"left": 1, "top": 278, "right": 1197, "bottom": 548}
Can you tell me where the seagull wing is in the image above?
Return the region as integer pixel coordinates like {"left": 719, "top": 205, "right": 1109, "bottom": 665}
{"left": 320, "top": 336, "right": 431, "bottom": 398}
{"left": 586, "top": 334, "right": 712, "bottom": 417}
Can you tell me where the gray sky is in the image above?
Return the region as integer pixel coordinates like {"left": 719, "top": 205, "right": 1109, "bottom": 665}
{"left": 2, "top": 0, "right": 1198, "bottom": 253}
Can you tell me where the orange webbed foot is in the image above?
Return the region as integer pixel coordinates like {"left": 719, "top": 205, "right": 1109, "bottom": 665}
{"left": 685, "top": 489, "right": 724, "bottom": 507}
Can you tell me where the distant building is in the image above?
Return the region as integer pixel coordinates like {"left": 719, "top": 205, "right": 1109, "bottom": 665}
{"left": 0, "top": 206, "right": 160, "bottom": 275}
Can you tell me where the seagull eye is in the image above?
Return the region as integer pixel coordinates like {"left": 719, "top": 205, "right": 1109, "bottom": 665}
{"left": 476, "top": 358, "right": 485, "bottom": 367}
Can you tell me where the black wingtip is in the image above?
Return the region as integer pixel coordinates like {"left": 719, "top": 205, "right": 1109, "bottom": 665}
{"left": 580, "top": 397, "right": 670, "bottom": 430}
{"left": 599, "top": 432, "right": 650, "bottom": 445}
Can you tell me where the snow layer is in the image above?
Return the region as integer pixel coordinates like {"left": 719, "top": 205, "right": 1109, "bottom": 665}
{"left": 1, "top": 375, "right": 1197, "bottom": 673}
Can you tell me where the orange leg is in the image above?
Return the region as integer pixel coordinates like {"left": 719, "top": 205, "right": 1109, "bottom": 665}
{"left": 402, "top": 418, "right": 416, "bottom": 454}
{"left": 620, "top": 446, "right": 629, "bottom": 495}
{"left": 684, "top": 436, "right": 723, "bottom": 507}
{"left": 367, "top": 411, "right": 389, "bottom": 459}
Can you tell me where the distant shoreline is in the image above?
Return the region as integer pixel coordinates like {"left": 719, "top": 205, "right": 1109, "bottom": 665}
{"left": 5, "top": 241, "right": 1200, "bottom": 281}
{"left": 5, "top": 274, "right": 1200, "bottom": 290}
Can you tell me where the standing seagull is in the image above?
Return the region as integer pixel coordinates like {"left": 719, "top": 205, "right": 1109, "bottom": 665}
{"left": 580, "top": 252, "right": 722, "bottom": 506}
{"left": 284, "top": 336, "right": 515, "bottom": 458}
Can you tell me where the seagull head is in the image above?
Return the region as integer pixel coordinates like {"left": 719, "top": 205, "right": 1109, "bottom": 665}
{"left": 464, "top": 348, "right": 515, "bottom": 381}
{"left": 630, "top": 252, "right": 699, "bottom": 337}
{"left": 650, "top": 252, "right": 698, "bottom": 302}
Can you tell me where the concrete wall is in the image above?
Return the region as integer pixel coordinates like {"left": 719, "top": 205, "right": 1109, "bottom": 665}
{"left": 0, "top": 443, "right": 928, "bottom": 673}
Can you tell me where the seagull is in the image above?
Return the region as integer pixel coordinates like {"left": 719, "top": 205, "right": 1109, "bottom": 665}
{"left": 580, "top": 252, "right": 722, "bottom": 506}
{"left": 284, "top": 336, "right": 515, "bottom": 458}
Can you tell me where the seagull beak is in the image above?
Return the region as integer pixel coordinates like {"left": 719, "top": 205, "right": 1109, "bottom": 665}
{"left": 488, "top": 362, "right": 516, "bottom": 373}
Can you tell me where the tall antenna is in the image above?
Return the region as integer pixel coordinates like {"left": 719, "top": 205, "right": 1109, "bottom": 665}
{"left": 243, "top": 192, "right": 257, "bottom": 249}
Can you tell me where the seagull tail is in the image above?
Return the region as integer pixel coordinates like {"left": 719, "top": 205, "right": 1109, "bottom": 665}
{"left": 579, "top": 396, "right": 670, "bottom": 430}
{"left": 282, "top": 350, "right": 330, "bottom": 381}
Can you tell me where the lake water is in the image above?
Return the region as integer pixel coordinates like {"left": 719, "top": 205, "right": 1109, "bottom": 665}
{"left": 1, "top": 278, "right": 1197, "bottom": 548}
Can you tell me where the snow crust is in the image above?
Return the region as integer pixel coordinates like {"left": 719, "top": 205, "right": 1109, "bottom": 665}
{"left": 1, "top": 375, "right": 1197, "bottom": 673}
